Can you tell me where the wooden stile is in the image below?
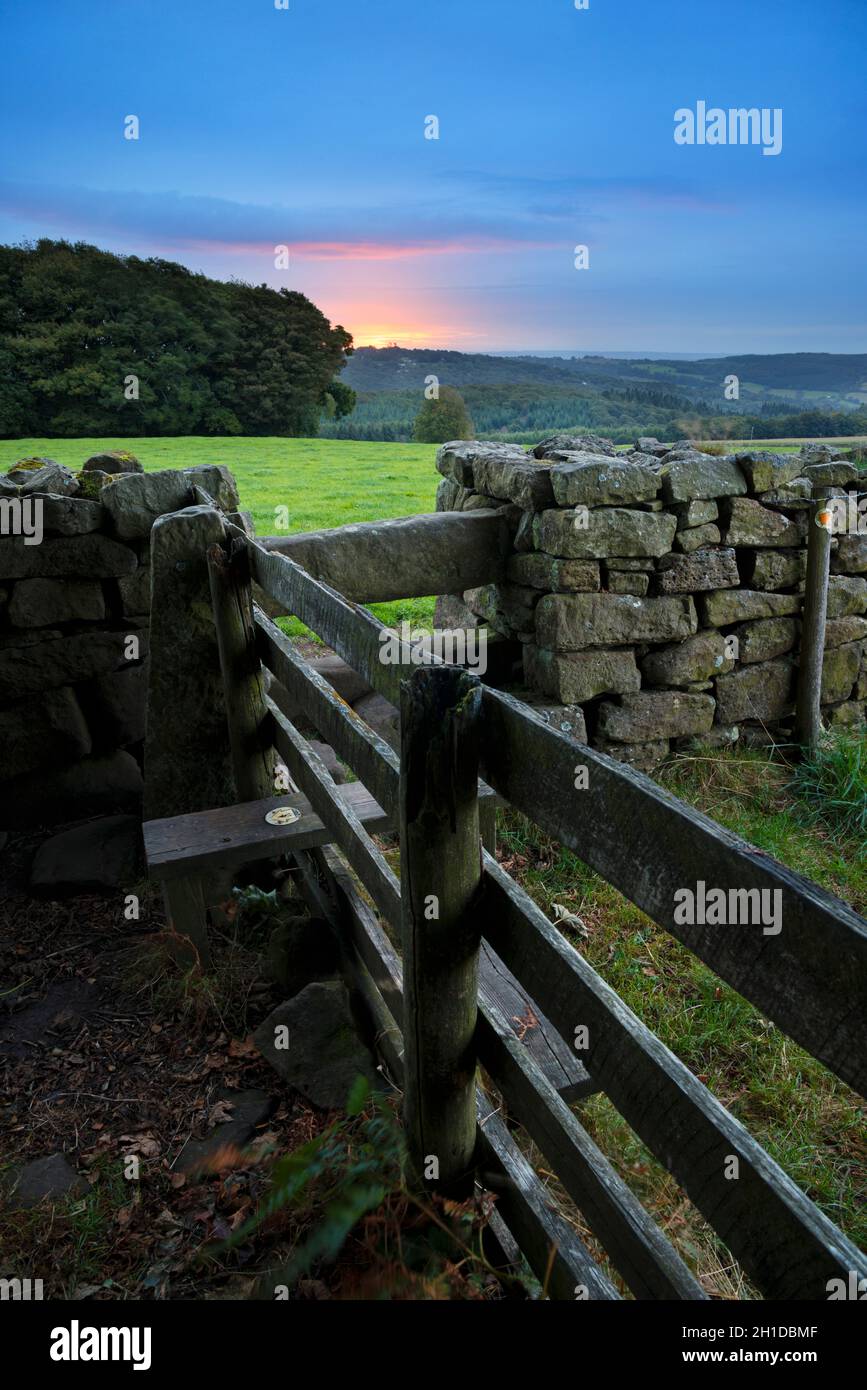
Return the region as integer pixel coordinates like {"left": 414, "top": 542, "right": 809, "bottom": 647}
{"left": 145, "top": 527, "right": 867, "bottom": 1300}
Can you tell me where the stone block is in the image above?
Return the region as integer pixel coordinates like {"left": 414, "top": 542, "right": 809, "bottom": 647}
{"left": 0, "top": 750, "right": 143, "bottom": 830}
{"left": 8, "top": 577, "right": 105, "bottom": 627}
{"left": 675, "top": 499, "right": 718, "bottom": 531}
{"left": 743, "top": 549, "right": 807, "bottom": 591}
{"left": 0, "top": 534, "right": 137, "bottom": 580}
{"left": 641, "top": 630, "right": 733, "bottom": 686}
{"left": 549, "top": 455, "right": 659, "bottom": 507}
{"left": 658, "top": 453, "right": 747, "bottom": 502}
{"left": 714, "top": 659, "right": 795, "bottom": 724}
{"left": 523, "top": 642, "right": 641, "bottom": 704}
{"left": 101, "top": 470, "right": 195, "bottom": 539}
{"left": 506, "top": 552, "right": 600, "bottom": 592}
{"left": 656, "top": 547, "right": 739, "bottom": 594}
{"left": 535, "top": 591, "right": 697, "bottom": 649}
{"left": 832, "top": 535, "right": 867, "bottom": 574}
{"left": 735, "top": 451, "right": 803, "bottom": 494}
{"left": 674, "top": 523, "right": 722, "bottom": 554}
{"left": 721, "top": 497, "right": 800, "bottom": 547}
{"left": 533, "top": 433, "right": 618, "bottom": 459}
{"left": 826, "top": 576, "right": 867, "bottom": 618}
{"left": 535, "top": 507, "right": 676, "bottom": 559}
{"left": 0, "top": 686, "right": 92, "bottom": 779}
{"left": 699, "top": 589, "right": 802, "bottom": 627}
{"left": 597, "top": 691, "right": 715, "bottom": 742}
{"left": 593, "top": 736, "right": 670, "bottom": 774}
{"left": 821, "top": 642, "right": 861, "bottom": 704}
{"left": 254, "top": 980, "right": 377, "bottom": 1110}
{"left": 0, "top": 628, "right": 144, "bottom": 700}
{"left": 607, "top": 570, "right": 650, "bottom": 596}
{"left": 732, "top": 616, "right": 798, "bottom": 664}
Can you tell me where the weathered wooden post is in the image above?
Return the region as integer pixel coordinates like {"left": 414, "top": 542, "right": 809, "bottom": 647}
{"left": 796, "top": 486, "right": 833, "bottom": 753}
{"left": 399, "top": 665, "right": 483, "bottom": 1196}
{"left": 207, "top": 536, "right": 275, "bottom": 802}
{"left": 144, "top": 505, "right": 235, "bottom": 820}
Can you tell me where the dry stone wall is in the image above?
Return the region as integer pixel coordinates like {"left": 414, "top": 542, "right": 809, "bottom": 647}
{"left": 0, "top": 452, "right": 246, "bottom": 829}
{"left": 435, "top": 435, "right": 867, "bottom": 771}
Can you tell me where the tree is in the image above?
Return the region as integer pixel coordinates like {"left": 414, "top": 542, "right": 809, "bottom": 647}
{"left": 412, "top": 386, "right": 474, "bottom": 443}
{"left": 0, "top": 240, "right": 354, "bottom": 437}
{"left": 321, "top": 379, "right": 357, "bottom": 420}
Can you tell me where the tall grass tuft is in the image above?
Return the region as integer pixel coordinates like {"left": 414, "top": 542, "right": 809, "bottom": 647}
{"left": 790, "top": 730, "right": 867, "bottom": 840}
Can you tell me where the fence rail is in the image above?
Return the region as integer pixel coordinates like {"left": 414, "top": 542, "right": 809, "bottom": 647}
{"left": 146, "top": 520, "right": 867, "bottom": 1300}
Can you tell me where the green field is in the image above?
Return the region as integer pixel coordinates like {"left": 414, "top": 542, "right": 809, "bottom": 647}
{"left": 0, "top": 436, "right": 440, "bottom": 535}
{"left": 0, "top": 436, "right": 442, "bottom": 629}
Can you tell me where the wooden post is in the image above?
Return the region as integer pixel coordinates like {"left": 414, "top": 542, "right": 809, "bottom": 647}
{"left": 399, "top": 665, "right": 483, "bottom": 1196}
{"left": 796, "top": 486, "right": 833, "bottom": 753}
{"left": 162, "top": 877, "right": 211, "bottom": 970}
{"left": 207, "top": 537, "right": 276, "bottom": 802}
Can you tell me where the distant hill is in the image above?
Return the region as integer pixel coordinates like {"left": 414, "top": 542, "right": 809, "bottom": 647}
{"left": 342, "top": 347, "right": 867, "bottom": 406}
{"left": 329, "top": 347, "right": 867, "bottom": 444}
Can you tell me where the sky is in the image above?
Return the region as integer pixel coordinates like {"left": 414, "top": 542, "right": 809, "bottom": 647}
{"left": 1, "top": 0, "right": 865, "bottom": 355}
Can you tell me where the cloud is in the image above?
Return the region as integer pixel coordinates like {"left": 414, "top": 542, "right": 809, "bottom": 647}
{"left": 0, "top": 179, "right": 565, "bottom": 262}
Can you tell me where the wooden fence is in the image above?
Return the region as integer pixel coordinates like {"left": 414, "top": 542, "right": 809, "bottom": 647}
{"left": 145, "top": 522, "right": 867, "bottom": 1302}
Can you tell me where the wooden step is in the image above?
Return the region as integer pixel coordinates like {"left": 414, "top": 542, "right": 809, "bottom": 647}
{"left": 143, "top": 783, "right": 393, "bottom": 882}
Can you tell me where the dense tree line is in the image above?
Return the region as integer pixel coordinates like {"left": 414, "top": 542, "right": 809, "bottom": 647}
{"left": 0, "top": 240, "right": 355, "bottom": 437}
{"left": 320, "top": 383, "right": 867, "bottom": 445}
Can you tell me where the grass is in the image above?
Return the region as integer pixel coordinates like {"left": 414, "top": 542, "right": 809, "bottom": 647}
{"left": 790, "top": 730, "right": 867, "bottom": 839}
{"left": 0, "top": 436, "right": 441, "bottom": 629}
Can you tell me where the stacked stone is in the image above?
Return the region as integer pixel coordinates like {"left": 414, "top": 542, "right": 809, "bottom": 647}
{"left": 0, "top": 452, "right": 244, "bottom": 828}
{"left": 436, "top": 435, "right": 867, "bottom": 771}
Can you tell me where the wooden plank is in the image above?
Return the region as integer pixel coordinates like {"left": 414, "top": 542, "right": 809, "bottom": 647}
{"left": 245, "top": 537, "right": 405, "bottom": 705}
{"left": 256, "top": 607, "right": 400, "bottom": 816}
{"left": 207, "top": 538, "right": 276, "bottom": 802}
{"left": 266, "top": 693, "right": 402, "bottom": 924}
{"left": 399, "top": 666, "right": 483, "bottom": 1194}
{"left": 476, "top": 987, "right": 706, "bottom": 1300}
{"left": 476, "top": 685, "right": 867, "bottom": 1097}
{"left": 480, "top": 854, "right": 867, "bottom": 1300}
{"left": 292, "top": 846, "right": 405, "bottom": 1083}
{"left": 306, "top": 844, "right": 405, "bottom": 1032}
{"left": 144, "top": 782, "right": 391, "bottom": 881}
{"left": 479, "top": 943, "right": 594, "bottom": 1103}
{"left": 475, "top": 1095, "right": 620, "bottom": 1300}
{"left": 258, "top": 509, "right": 510, "bottom": 603}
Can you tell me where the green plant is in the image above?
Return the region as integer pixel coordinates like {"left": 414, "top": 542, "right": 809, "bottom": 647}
{"left": 790, "top": 730, "right": 867, "bottom": 839}
{"left": 212, "top": 1078, "right": 503, "bottom": 1299}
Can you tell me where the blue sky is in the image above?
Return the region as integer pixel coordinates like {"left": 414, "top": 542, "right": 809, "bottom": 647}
{"left": 1, "top": 0, "right": 865, "bottom": 353}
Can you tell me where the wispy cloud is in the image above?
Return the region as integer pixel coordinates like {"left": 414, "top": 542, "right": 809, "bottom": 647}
{"left": 0, "top": 180, "right": 565, "bottom": 262}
